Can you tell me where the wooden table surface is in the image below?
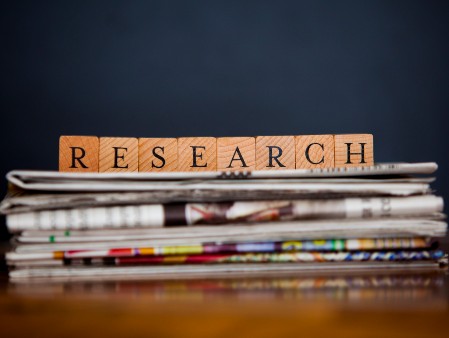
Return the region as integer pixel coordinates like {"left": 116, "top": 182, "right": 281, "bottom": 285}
{"left": 0, "top": 236, "right": 448, "bottom": 338}
{"left": 0, "top": 267, "right": 448, "bottom": 338}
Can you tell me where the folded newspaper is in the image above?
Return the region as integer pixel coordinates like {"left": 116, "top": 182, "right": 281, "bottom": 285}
{"left": 1, "top": 162, "right": 447, "bottom": 281}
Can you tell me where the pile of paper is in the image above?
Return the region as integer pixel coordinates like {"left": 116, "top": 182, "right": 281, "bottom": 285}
{"left": 1, "top": 163, "right": 447, "bottom": 281}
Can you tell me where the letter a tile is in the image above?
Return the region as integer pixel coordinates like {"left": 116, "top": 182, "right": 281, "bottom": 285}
{"left": 217, "top": 137, "right": 255, "bottom": 171}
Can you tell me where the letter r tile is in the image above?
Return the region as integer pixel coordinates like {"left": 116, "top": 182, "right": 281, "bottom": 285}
{"left": 59, "top": 136, "right": 99, "bottom": 172}
{"left": 256, "top": 136, "right": 295, "bottom": 170}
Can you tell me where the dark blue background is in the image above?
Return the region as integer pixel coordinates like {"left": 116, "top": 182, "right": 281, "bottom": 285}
{"left": 1, "top": 1, "right": 448, "bottom": 239}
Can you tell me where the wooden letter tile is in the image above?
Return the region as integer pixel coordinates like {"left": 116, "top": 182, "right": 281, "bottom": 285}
{"left": 295, "top": 135, "right": 335, "bottom": 169}
{"left": 255, "top": 136, "right": 295, "bottom": 170}
{"left": 139, "top": 138, "right": 177, "bottom": 172}
{"left": 217, "top": 137, "right": 255, "bottom": 171}
{"left": 177, "top": 137, "right": 216, "bottom": 171}
{"left": 334, "top": 134, "right": 374, "bottom": 167}
{"left": 99, "top": 137, "right": 138, "bottom": 172}
{"left": 59, "top": 136, "right": 99, "bottom": 172}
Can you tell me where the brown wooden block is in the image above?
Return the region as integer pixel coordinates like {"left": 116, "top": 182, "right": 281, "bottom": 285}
{"left": 217, "top": 137, "right": 255, "bottom": 171}
{"left": 295, "top": 135, "right": 335, "bottom": 169}
{"left": 255, "top": 136, "right": 295, "bottom": 170}
{"left": 139, "top": 138, "right": 177, "bottom": 172}
{"left": 99, "top": 137, "right": 139, "bottom": 172}
{"left": 177, "top": 137, "right": 217, "bottom": 171}
{"left": 59, "top": 136, "right": 99, "bottom": 172}
{"left": 334, "top": 134, "right": 374, "bottom": 167}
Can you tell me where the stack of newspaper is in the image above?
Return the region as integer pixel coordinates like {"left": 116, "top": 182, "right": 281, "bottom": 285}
{"left": 1, "top": 163, "right": 447, "bottom": 281}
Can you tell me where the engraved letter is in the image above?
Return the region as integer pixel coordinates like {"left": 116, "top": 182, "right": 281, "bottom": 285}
{"left": 227, "top": 147, "right": 248, "bottom": 168}
{"left": 152, "top": 146, "right": 166, "bottom": 168}
{"left": 113, "top": 147, "right": 128, "bottom": 168}
{"left": 191, "top": 146, "right": 207, "bottom": 167}
{"left": 305, "top": 143, "right": 324, "bottom": 165}
{"left": 70, "top": 147, "right": 88, "bottom": 168}
{"left": 345, "top": 143, "right": 366, "bottom": 164}
{"left": 267, "top": 146, "right": 285, "bottom": 168}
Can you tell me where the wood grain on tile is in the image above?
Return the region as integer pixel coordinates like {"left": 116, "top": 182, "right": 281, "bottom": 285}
{"left": 256, "top": 136, "right": 295, "bottom": 170}
{"left": 334, "top": 134, "right": 374, "bottom": 167}
{"left": 59, "top": 136, "right": 99, "bottom": 172}
{"left": 99, "top": 137, "right": 139, "bottom": 172}
{"left": 295, "top": 135, "right": 335, "bottom": 169}
{"left": 139, "top": 138, "right": 177, "bottom": 172}
{"left": 217, "top": 137, "right": 255, "bottom": 171}
{"left": 177, "top": 137, "right": 217, "bottom": 171}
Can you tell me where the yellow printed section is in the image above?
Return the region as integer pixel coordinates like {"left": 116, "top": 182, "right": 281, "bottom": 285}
{"left": 281, "top": 241, "right": 302, "bottom": 251}
{"left": 161, "top": 245, "right": 203, "bottom": 255}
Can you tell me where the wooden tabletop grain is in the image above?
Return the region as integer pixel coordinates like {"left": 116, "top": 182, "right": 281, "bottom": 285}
{"left": 0, "top": 268, "right": 448, "bottom": 338}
